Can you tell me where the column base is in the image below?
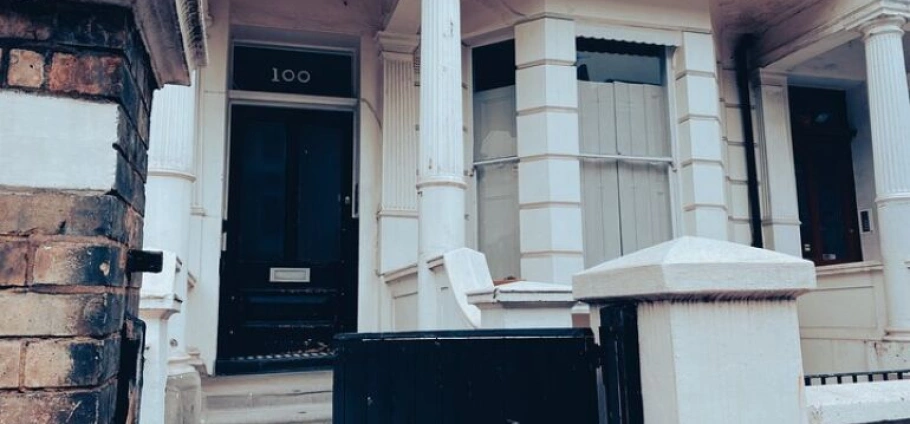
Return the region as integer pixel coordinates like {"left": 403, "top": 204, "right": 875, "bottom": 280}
{"left": 165, "top": 367, "right": 204, "bottom": 424}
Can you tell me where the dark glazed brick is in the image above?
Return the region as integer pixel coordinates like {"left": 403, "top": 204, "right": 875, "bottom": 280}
{"left": 0, "top": 292, "right": 124, "bottom": 337}
{"left": 114, "top": 154, "right": 146, "bottom": 214}
{"left": 0, "top": 340, "right": 21, "bottom": 389}
{"left": 7, "top": 49, "right": 45, "bottom": 88}
{"left": 0, "top": 193, "right": 132, "bottom": 244}
{"left": 0, "top": 240, "right": 27, "bottom": 286}
{"left": 0, "top": 6, "right": 52, "bottom": 40}
{"left": 115, "top": 108, "right": 149, "bottom": 181}
{"left": 48, "top": 52, "right": 125, "bottom": 97}
{"left": 23, "top": 337, "right": 120, "bottom": 388}
{"left": 0, "top": 390, "right": 100, "bottom": 424}
{"left": 52, "top": 6, "right": 129, "bottom": 50}
{"left": 32, "top": 243, "right": 124, "bottom": 287}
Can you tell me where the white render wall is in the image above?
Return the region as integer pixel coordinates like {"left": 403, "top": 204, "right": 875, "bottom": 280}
{"left": 184, "top": 0, "right": 231, "bottom": 373}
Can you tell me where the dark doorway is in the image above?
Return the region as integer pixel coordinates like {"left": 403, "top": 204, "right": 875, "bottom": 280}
{"left": 790, "top": 87, "right": 862, "bottom": 266}
{"left": 218, "top": 105, "right": 358, "bottom": 373}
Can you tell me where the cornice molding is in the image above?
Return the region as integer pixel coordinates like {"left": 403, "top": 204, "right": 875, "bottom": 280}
{"left": 377, "top": 31, "right": 419, "bottom": 54}
{"left": 842, "top": 0, "right": 910, "bottom": 33}
{"left": 752, "top": 69, "right": 788, "bottom": 87}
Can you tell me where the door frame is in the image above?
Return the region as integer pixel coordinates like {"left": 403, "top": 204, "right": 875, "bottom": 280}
{"left": 217, "top": 40, "right": 361, "bottom": 369}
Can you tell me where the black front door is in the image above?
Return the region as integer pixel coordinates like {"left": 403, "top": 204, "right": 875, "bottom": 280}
{"left": 218, "top": 105, "right": 357, "bottom": 371}
{"left": 790, "top": 87, "right": 862, "bottom": 266}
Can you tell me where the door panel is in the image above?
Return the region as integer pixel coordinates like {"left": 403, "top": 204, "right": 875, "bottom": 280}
{"left": 789, "top": 87, "right": 862, "bottom": 266}
{"left": 219, "top": 106, "right": 357, "bottom": 364}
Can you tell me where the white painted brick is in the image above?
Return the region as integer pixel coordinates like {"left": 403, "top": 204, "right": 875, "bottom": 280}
{"left": 0, "top": 91, "right": 119, "bottom": 190}
{"left": 516, "top": 110, "right": 579, "bottom": 158}
{"left": 676, "top": 74, "right": 720, "bottom": 117}
{"left": 678, "top": 118, "right": 723, "bottom": 161}
{"left": 518, "top": 159, "right": 581, "bottom": 204}
{"left": 520, "top": 254, "right": 584, "bottom": 285}
{"left": 515, "top": 18, "right": 576, "bottom": 66}
{"left": 680, "top": 32, "right": 717, "bottom": 74}
{"left": 517, "top": 65, "right": 578, "bottom": 111}
{"left": 519, "top": 207, "right": 584, "bottom": 253}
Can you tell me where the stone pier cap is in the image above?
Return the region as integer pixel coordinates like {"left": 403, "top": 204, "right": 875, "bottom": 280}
{"left": 573, "top": 237, "right": 816, "bottom": 303}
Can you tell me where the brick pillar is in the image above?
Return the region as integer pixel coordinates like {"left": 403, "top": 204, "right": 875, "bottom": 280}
{"left": 0, "top": 2, "right": 193, "bottom": 423}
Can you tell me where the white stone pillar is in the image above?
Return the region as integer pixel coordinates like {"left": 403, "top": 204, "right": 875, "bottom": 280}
{"left": 753, "top": 70, "right": 802, "bottom": 257}
{"left": 141, "top": 78, "right": 201, "bottom": 423}
{"left": 860, "top": 16, "right": 910, "bottom": 340}
{"left": 378, "top": 32, "right": 420, "bottom": 273}
{"left": 139, "top": 253, "right": 182, "bottom": 424}
{"left": 417, "top": 0, "right": 466, "bottom": 329}
{"left": 675, "top": 32, "right": 729, "bottom": 240}
{"left": 574, "top": 237, "right": 814, "bottom": 424}
{"left": 515, "top": 17, "right": 585, "bottom": 284}
{"left": 145, "top": 79, "right": 197, "bottom": 371}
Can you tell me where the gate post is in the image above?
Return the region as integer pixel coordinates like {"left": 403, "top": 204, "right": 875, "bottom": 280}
{"left": 574, "top": 237, "right": 815, "bottom": 424}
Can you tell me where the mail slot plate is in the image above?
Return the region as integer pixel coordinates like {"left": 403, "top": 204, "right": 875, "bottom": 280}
{"left": 270, "top": 267, "right": 311, "bottom": 283}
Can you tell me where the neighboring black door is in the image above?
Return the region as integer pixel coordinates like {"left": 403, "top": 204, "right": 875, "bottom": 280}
{"left": 218, "top": 105, "right": 357, "bottom": 369}
{"left": 790, "top": 87, "right": 862, "bottom": 266}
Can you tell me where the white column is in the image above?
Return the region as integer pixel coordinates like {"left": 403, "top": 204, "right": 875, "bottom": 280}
{"left": 378, "top": 32, "right": 420, "bottom": 273}
{"left": 144, "top": 80, "right": 197, "bottom": 371}
{"left": 515, "top": 17, "right": 585, "bottom": 284}
{"left": 861, "top": 16, "right": 910, "bottom": 340}
{"left": 417, "top": 0, "right": 466, "bottom": 329}
{"left": 753, "top": 70, "right": 802, "bottom": 257}
{"left": 675, "top": 32, "right": 729, "bottom": 240}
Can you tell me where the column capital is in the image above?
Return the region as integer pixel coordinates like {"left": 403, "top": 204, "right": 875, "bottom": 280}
{"left": 148, "top": 82, "right": 197, "bottom": 177}
{"left": 752, "top": 68, "right": 788, "bottom": 87}
{"left": 377, "top": 31, "right": 419, "bottom": 55}
{"left": 858, "top": 15, "right": 907, "bottom": 39}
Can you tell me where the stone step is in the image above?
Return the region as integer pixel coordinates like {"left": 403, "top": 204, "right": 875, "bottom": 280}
{"left": 202, "top": 370, "right": 333, "bottom": 424}
{"left": 204, "top": 403, "right": 332, "bottom": 424}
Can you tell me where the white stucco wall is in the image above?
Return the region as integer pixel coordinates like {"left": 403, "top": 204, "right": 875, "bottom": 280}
{"left": 846, "top": 85, "right": 881, "bottom": 262}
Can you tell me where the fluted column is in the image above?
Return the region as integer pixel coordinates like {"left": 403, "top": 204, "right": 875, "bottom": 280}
{"left": 861, "top": 16, "right": 910, "bottom": 339}
{"left": 140, "top": 77, "right": 199, "bottom": 423}
{"left": 417, "top": 0, "right": 466, "bottom": 329}
{"left": 378, "top": 32, "right": 420, "bottom": 274}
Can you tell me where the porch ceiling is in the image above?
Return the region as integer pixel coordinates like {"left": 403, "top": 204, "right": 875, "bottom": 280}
{"left": 714, "top": 0, "right": 819, "bottom": 32}
{"left": 383, "top": 0, "right": 532, "bottom": 41}
{"left": 788, "top": 33, "right": 910, "bottom": 86}
{"left": 230, "top": 0, "right": 398, "bottom": 34}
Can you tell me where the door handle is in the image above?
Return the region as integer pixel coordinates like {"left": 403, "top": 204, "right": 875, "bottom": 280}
{"left": 344, "top": 195, "right": 352, "bottom": 206}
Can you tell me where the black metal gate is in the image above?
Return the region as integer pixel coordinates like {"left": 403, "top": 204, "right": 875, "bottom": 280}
{"left": 334, "top": 328, "right": 601, "bottom": 423}
{"left": 334, "top": 306, "right": 645, "bottom": 423}
{"left": 599, "top": 303, "right": 644, "bottom": 424}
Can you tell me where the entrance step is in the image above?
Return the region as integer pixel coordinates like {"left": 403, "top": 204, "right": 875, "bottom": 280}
{"left": 202, "top": 370, "right": 332, "bottom": 424}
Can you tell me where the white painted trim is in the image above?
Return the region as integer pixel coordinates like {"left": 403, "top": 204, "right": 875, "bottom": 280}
{"left": 576, "top": 21, "right": 682, "bottom": 46}
{"left": 228, "top": 90, "right": 358, "bottom": 110}
{"left": 815, "top": 261, "right": 884, "bottom": 277}
{"left": 473, "top": 156, "right": 519, "bottom": 167}
{"left": 463, "top": 26, "right": 515, "bottom": 48}
{"left": 665, "top": 47, "right": 683, "bottom": 239}
{"left": 383, "top": 263, "right": 418, "bottom": 281}
{"left": 578, "top": 153, "right": 674, "bottom": 165}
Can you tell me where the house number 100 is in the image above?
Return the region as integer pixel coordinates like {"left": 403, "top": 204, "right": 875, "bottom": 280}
{"left": 271, "top": 68, "right": 311, "bottom": 84}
